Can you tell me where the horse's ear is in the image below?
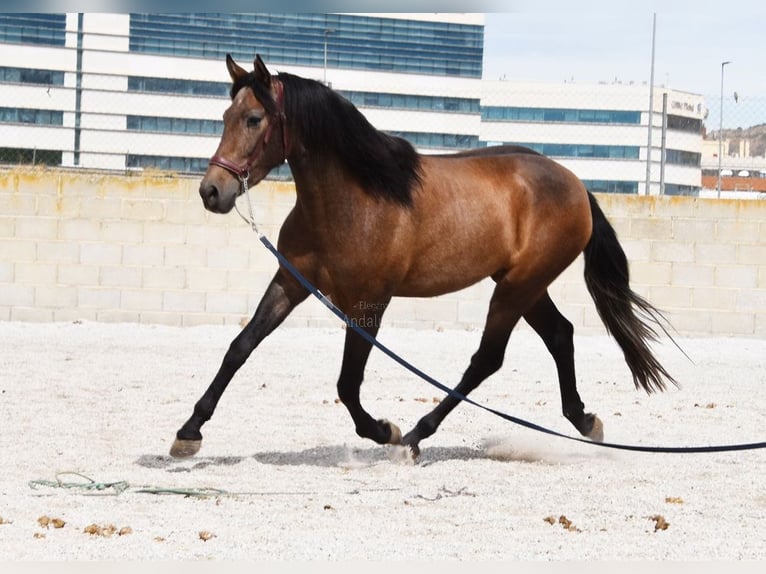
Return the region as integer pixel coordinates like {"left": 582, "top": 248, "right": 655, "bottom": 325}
{"left": 226, "top": 54, "right": 248, "bottom": 83}
{"left": 253, "top": 54, "right": 271, "bottom": 85}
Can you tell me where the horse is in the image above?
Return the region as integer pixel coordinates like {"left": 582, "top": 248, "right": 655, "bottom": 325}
{"left": 169, "top": 54, "right": 678, "bottom": 459}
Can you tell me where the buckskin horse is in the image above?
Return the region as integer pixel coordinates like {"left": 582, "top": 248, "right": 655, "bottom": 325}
{"left": 170, "top": 54, "right": 677, "bottom": 459}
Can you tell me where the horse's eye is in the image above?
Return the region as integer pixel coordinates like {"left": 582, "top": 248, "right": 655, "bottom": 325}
{"left": 246, "top": 116, "right": 262, "bottom": 128}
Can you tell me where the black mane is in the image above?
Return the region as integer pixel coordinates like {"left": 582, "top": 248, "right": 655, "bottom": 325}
{"left": 233, "top": 71, "right": 422, "bottom": 207}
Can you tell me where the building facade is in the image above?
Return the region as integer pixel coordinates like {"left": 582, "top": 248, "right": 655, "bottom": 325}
{"left": 0, "top": 12, "right": 705, "bottom": 195}
{"left": 481, "top": 81, "right": 705, "bottom": 196}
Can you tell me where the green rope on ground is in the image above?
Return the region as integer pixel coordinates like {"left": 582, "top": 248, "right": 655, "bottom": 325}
{"left": 134, "top": 486, "right": 228, "bottom": 497}
{"left": 29, "top": 472, "right": 400, "bottom": 498}
{"left": 28, "top": 472, "right": 130, "bottom": 495}
{"left": 29, "top": 472, "right": 227, "bottom": 498}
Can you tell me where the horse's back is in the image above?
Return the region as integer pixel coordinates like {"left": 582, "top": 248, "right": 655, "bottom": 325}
{"left": 389, "top": 152, "right": 592, "bottom": 298}
{"left": 419, "top": 151, "right": 590, "bottom": 224}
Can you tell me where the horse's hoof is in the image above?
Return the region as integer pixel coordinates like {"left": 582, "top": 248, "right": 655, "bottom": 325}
{"left": 388, "top": 443, "right": 419, "bottom": 465}
{"left": 169, "top": 438, "right": 202, "bottom": 458}
{"left": 586, "top": 416, "right": 604, "bottom": 443}
{"left": 383, "top": 419, "right": 402, "bottom": 445}
{"left": 400, "top": 437, "right": 421, "bottom": 461}
{"left": 408, "top": 442, "right": 421, "bottom": 460}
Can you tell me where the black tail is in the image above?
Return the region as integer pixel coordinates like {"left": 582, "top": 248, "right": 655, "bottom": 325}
{"left": 583, "top": 192, "right": 679, "bottom": 393}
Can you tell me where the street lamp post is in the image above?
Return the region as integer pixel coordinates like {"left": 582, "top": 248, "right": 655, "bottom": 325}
{"left": 323, "top": 28, "right": 336, "bottom": 85}
{"left": 717, "top": 60, "right": 732, "bottom": 199}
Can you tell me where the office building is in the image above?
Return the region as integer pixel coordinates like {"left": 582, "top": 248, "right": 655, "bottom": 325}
{"left": 0, "top": 12, "right": 704, "bottom": 195}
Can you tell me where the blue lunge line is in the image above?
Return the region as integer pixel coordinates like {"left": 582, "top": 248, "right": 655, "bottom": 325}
{"left": 256, "top": 232, "right": 766, "bottom": 455}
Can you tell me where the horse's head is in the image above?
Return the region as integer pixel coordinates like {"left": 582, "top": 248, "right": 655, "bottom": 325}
{"left": 199, "top": 54, "right": 288, "bottom": 213}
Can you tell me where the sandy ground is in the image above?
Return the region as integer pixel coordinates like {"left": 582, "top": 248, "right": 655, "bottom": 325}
{"left": 0, "top": 319, "right": 765, "bottom": 560}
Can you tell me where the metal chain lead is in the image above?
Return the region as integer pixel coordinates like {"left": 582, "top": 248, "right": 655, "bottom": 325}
{"left": 233, "top": 172, "right": 262, "bottom": 236}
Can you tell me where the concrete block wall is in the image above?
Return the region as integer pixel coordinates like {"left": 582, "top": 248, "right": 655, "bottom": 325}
{"left": 1, "top": 167, "right": 765, "bottom": 337}
{"left": 588, "top": 194, "right": 766, "bottom": 337}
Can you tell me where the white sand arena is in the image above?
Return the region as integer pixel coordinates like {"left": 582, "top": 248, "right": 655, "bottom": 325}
{"left": 0, "top": 321, "right": 764, "bottom": 560}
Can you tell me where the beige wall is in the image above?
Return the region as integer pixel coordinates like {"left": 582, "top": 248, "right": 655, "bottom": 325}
{"left": 1, "top": 167, "right": 765, "bottom": 337}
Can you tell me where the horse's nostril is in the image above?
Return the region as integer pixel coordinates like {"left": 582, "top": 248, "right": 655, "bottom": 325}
{"left": 199, "top": 183, "right": 219, "bottom": 206}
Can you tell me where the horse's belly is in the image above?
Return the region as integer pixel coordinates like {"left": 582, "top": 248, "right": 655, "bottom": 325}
{"left": 394, "top": 258, "right": 498, "bottom": 298}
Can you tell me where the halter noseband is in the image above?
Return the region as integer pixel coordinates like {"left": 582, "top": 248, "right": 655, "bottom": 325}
{"left": 208, "top": 79, "right": 288, "bottom": 181}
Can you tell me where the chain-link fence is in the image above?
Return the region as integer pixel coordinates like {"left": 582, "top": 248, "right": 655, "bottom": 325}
{"left": 699, "top": 93, "right": 766, "bottom": 195}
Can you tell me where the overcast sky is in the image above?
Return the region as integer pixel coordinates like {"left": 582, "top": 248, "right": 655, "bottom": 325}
{"left": 481, "top": 5, "right": 765, "bottom": 98}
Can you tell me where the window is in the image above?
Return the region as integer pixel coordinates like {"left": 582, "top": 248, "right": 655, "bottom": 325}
{"left": 390, "top": 131, "right": 481, "bottom": 150}
{"left": 125, "top": 154, "right": 293, "bottom": 179}
{"left": 581, "top": 179, "right": 639, "bottom": 194}
{"left": 492, "top": 141, "right": 640, "bottom": 160}
{"left": 128, "top": 76, "right": 229, "bottom": 97}
{"left": 126, "top": 154, "right": 210, "bottom": 173}
{"left": 0, "top": 107, "right": 64, "bottom": 125}
{"left": 482, "top": 107, "right": 641, "bottom": 124}
{"left": 126, "top": 115, "right": 224, "bottom": 134}
{"left": 663, "top": 184, "right": 699, "bottom": 196}
{"left": 0, "top": 14, "right": 66, "bottom": 46}
{"left": 665, "top": 149, "right": 701, "bottom": 167}
{"left": 0, "top": 147, "right": 62, "bottom": 166}
{"left": 666, "top": 115, "right": 702, "bottom": 134}
{"left": 0, "top": 66, "right": 65, "bottom": 86}
{"left": 338, "top": 90, "right": 480, "bottom": 114}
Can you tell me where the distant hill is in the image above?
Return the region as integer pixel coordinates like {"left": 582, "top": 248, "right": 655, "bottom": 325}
{"left": 705, "top": 123, "right": 766, "bottom": 157}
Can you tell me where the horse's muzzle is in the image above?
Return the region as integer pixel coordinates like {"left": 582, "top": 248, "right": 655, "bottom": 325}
{"left": 199, "top": 180, "right": 237, "bottom": 213}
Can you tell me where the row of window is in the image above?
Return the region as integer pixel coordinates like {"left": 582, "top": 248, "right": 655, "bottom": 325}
{"left": 666, "top": 115, "right": 703, "bottom": 133}
{"left": 483, "top": 107, "right": 641, "bottom": 125}
{"left": 483, "top": 107, "right": 702, "bottom": 134}
{"left": 126, "top": 153, "right": 208, "bottom": 173}
{"left": 663, "top": 184, "right": 700, "bottom": 196}
{"left": 125, "top": 154, "right": 293, "bottom": 180}
{"left": 128, "top": 76, "right": 229, "bottom": 97}
{"left": 665, "top": 149, "right": 702, "bottom": 166}
{"left": 0, "top": 107, "right": 63, "bottom": 125}
{"left": 503, "top": 142, "right": 641, "bottom": 159}
{"left": 129, "top": 13, "right": 483, "bottom": 78}
{"left": 575, "top": 181, "right": 701, "bottom": 195}
{"left": 127, "top": 76, "right": 482, "bottom": 116}
{"left": 124, "top": 114, "right": 481, "bottom": 151}
{"left": 393, "top": 132, "right": 481, "bottom": 150}
{"left": 0, "top": 14, "right": 66, "bottom": 47}
{"left": 582, "top": 179, "right": 639, "bottom": 194}
{"left": 0, "top": 146, "right": 62, "bottom": 166}
{"left": 0, "top": 65, "right": 65, "bottom": 86}
{"left": 338, "top": 90, "right": 480, "bottom": 114}
{"left": 126, "top": 115, "right": 223, "bottom": 135}
{"left": 505, "top": 141, "right": 701, "bottom": 165}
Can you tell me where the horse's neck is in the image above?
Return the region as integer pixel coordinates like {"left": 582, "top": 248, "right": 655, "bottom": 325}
{"left": 289, "top": 160, "right": 356, "bottom": 223}
{"left": 288, "top": 159, "right": 391, "bottom": 242}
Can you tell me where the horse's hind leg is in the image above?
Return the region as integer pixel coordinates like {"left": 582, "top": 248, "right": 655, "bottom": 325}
{"left": 401, "top": 281, "right": 530, "bottom": 458}
{"left": 336, "top": 300, "right": 401, "bottom": 445}
{"left": 170, "top": 272, "right": 308, "bottom": 458}
{"left": 523, "top": 292, "right": 603, "bottom": 441}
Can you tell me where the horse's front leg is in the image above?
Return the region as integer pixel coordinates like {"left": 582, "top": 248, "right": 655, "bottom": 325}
{"left": 336, "top": 299, "right": 401, "bottom": 445}
{"left": 170, "top": 272, "right": 308, "bottom": 458}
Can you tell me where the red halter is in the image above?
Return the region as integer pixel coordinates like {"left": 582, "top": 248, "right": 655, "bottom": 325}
{"left": 208, "top": 79, "right": 288, "bottom": 179}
